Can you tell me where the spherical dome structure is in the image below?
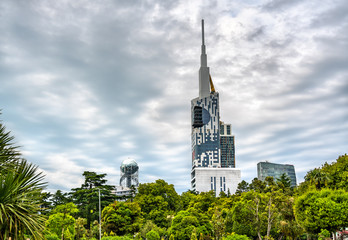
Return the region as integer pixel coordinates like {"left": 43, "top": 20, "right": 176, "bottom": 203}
{"left": 120, "top": 158, "right": 139, "bottom": 188}
{"left": 120, "top": 158, "right": 139, "bottom": 175}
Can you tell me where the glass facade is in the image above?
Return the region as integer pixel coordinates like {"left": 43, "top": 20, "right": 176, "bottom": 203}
{"left": 220, "top": 136, "right": 235, "bottom": 168}
{"left": 226, "top": 125, "right": 231, "bottom": 135}
{"left": 220, "top": 124, "right": 224, "bottom": 135}
{"left": 257, "top": 162, "right": 297, "bottom": 187}
{"left": 191, "top": 93, "right": 220, "bottom": 168}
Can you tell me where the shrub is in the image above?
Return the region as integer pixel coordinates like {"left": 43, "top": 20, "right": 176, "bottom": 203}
{"left": 146, "top": 230, "right": 160, "bottom": 240}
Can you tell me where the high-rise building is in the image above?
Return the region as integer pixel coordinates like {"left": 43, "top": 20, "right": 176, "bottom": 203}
{"left": 257, "top": 162, "right": 297, "bottom": 187}
{"left": 220, "top": 121, "right": 235, "bottom": 168}
{"left": 191, "top": 20, "right": 241, "bottom": 195}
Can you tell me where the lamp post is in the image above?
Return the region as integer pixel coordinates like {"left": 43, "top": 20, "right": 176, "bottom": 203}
{"left": 98, "top": 188, "right": 101, "bottom": 240}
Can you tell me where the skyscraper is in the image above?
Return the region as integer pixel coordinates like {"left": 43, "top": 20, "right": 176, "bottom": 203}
{"left": 257, "top": 161, "right": 297, "bottom": 187}
{"left": 191, "top": 20, "right": 241, "bottom": 195}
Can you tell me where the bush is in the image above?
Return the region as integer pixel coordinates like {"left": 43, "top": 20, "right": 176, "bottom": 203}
{"left": 318, "top": 229, "right": 331, "bottom": 240}
{"left": 224, "top": 233, "right": 250, "bottom": 240}
{"left": 101, "top": 236, "right": 133, "bottom": 240}
{"left": 45, "top": 233, "right": 60, "bottom": 240}
{"left": 146, "top": 230, "right": 160, "bottom": 240}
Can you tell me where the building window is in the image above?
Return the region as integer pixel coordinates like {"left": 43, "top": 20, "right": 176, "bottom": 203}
{"left": 223, "top": 177, "right": 226, "bottom": 191}
{"left": 220, "top": 124, "right": 224, "bottom": 135}
{"left": 193, "top": 106, "right": 203, "bottom": 128}
{"left": 214, "top": 177, "right": 216, "bottom": 191}
{"left": 226, "top": 125, "right": 231, "bottom": 135}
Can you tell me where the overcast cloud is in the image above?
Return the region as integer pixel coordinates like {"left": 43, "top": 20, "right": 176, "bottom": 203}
{"left": 0, "top": 0, "right": 347, "bottom": 193}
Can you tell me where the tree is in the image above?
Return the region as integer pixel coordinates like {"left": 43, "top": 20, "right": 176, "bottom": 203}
{"left": 235, "top": 180, "right": 249, "bottom": 195}
{"left": 40, "top": 191, "right": 53, "bottom": 215}
{"left": 181, "top": 190, "right": 197, "bottom": 210}
{"left": 52, "top": 190, "right": 70, "bottom": 207}
{"left": 304, "top": 168, "right": 330, "bottom": 190}
{"left": 102, "top": 201, "right": 142, "bottom": 236}
{"left": 136, "top": 179, "right": 181, "bottom": 212}
{"left": 276, "top": 173, "right": 292, "bottom": 195}
{"left": 0, "top": 116, "right": 46, "bottom": 239}
{"left": 70, "top": 171, "right": 115, "bottom": 229}
{"left": 249, "top": 178, "right": 266, "bottom": 193}
{"left": 0, "top": 117, "right": 21, "bottom": 169}
{"left": 75, "top": 217, "right": 88, "bottom": 240}
{"left": 146, "top": 230, "right": 160, "bottom": 240}
{"left": 224, "top": 233, "right": 250, "bottom": 240}
{"left": 191, "top": 191, "right": 216, "bottom": 214}
{"left": 46, "top": 202, "right": 79, "bottom": 240}
{"left": 135, "top": 179, "right": 181, "bottom": 227}
{"left": 294, "top": 189, "right": 348, "bottom": 236}
{"left": 277, "top": 196, "right": 303, "bottom": 240}
{"left": 321, "top": 154, "right": 348, "bottom": 191}
{"left": 231, "top": 191, "right": 267, "bottom": 240}
{"left": 168, "top": 208, "right": 213, "bottom": 240}
{"left": 298, "top": 155, "right": 348, "bottom": 194}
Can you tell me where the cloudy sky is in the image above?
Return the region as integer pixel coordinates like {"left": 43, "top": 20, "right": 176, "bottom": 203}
{"left": 1, "top": 0, "right": 347, "bottom": 194}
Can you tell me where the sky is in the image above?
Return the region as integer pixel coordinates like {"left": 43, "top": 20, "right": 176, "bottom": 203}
{"left": 0, "top": 0, "right": 347, "bottom": 194}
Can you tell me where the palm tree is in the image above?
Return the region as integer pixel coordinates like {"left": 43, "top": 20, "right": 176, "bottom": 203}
{"left": 0, "top": 114, "right": 47, "bottom": 239}
{"left": 305, "top": 168, "right": 330, "bottom": 190}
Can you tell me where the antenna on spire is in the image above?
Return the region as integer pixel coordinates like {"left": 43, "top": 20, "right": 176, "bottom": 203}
{"left": 202, "top": 19, "right": 205, "bottom": 46}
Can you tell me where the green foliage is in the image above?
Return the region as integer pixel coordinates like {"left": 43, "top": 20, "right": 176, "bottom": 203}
{"left": 231, "top": 191, "right": 263, "bottom": 238}
{"left": 70, "top": 171, "right": 115, "bottom": 229}
{"left": 191, "top": 191, "right": 216, "bottom": 213}
{"left": 235, "top": 180, "right": 249, "bottom": 195}
{"left": 294, "top": 188, "right": 348, "bottom": 234}
{"left": 37, "top": 154, "right": 348, "bottom": 240}
{"left": 224, "top": 233, "right": 250, "bottom": 240}
{"left": 146, "top": 229, "right": 160, "bottom": 240}
{"left": 249, "top": 178, "right": 266, "bottom": 193}
{"left": 135, "top": 179, "right": 180, "bottom": 227}
{"left": 169, "top": 208, "right": 213, "bottom": 240}
{"left": 277, "top": 196, "right": 303, "bottom": 240}
{"left": 318, "top": 229, "right": 331, "bottom": 240}
{"left": 101, "top": 236, "right": 133, "bottom": 240}
{"left": 137, "top": 179, "right": 181, "bottom": 212}
{"left": 0, "top": 117, "right": 46, "bottom": 240}
{"left": 191, "top": 228, "right": 198, "bottom": 240}
{"left": 45, "top": 233, "right": 60, "bottom": 240}
{"left": 46, "top": 203, "right": 79, "bottom": 239}
{"left": 276, "top": 173, "right": 292, "bottom": 195}
{"left": 75, "top": 217, "right": 88, "bottom": 239}
{"left": 181, "top": 190, "right": 197, "bottom": 210}
{"left": 322, "top": 154, "right": 348, "bottom": 191}
{"left": 52, "top": 189, "right": 71, "bottom": 207}
{"left": 211, "top": 207, "right": 225, "bottom": 239}
{"left": 102, "top": 201, "right": 142, "bottom": 236}
{"left": 299, "top": 154, "right": 348, "bottom": 193}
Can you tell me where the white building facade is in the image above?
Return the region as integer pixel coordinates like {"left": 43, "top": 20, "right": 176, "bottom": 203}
{"left": 191, "top": 20, "right": 241, "bottom": 195}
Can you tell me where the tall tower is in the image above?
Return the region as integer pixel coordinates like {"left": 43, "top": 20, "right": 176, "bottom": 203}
{"left": 191, "top": 20, "right": 240, "bottom": 195}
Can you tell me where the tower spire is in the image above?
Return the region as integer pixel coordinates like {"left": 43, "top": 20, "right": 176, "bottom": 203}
{"left": 202, "top": 19, "right": 205, "bottom": 46}
{"left": 199, "top": 19, "right": 210, "bottom": 98}
{"left": 200, "top": 19, "right": 207, "bottom": 67}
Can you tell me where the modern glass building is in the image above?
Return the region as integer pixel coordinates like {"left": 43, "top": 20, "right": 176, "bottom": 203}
{"left": 191, "top": 20, "right": 240, "bottom": 195}
{"left": 220, "top": 122, "right": 235, "bottom": 168}
{"left": 257, "top": 162, "right": 297, "bottom": 187}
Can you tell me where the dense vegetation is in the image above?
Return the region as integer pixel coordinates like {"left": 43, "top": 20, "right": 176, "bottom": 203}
{"left": 1, "top": 115, "right": 347, "bottom": 240}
